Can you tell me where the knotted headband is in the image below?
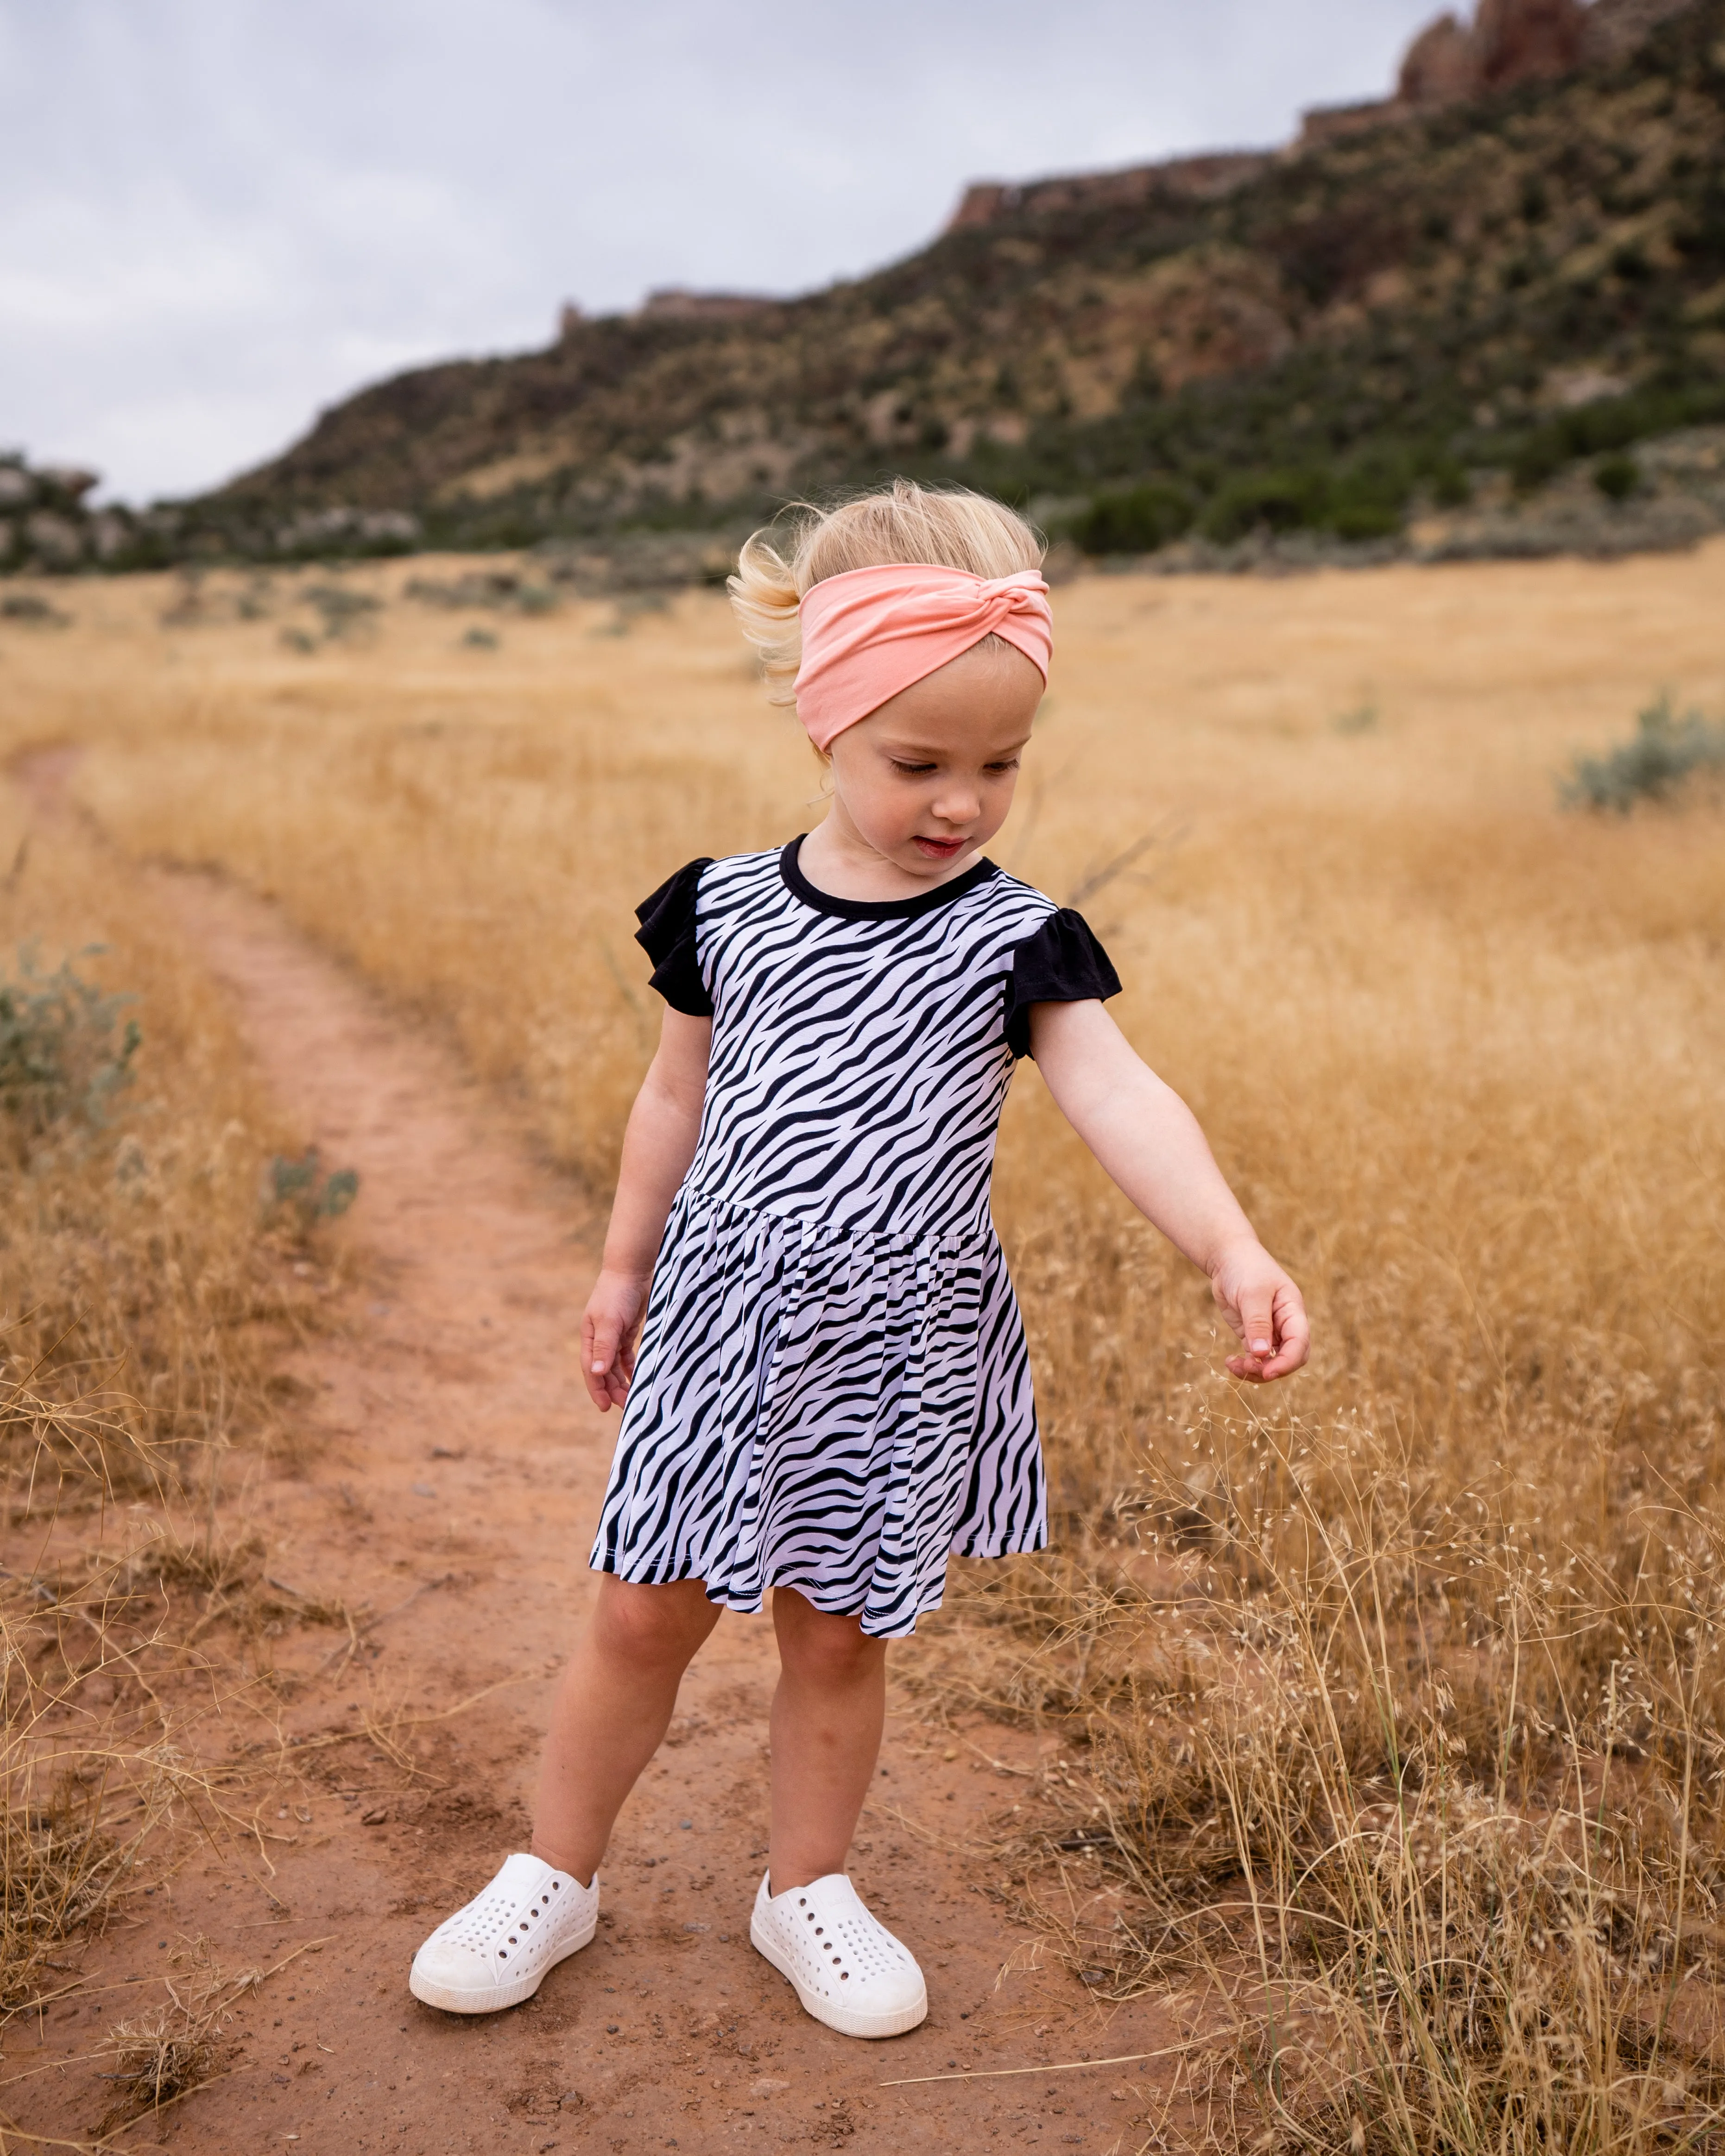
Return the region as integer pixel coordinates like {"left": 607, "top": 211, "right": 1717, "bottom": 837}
{"left": 791, "top": 563, "right": 1053, "bottom": 751}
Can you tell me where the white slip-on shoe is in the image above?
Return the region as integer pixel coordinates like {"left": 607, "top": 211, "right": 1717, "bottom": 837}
{"left": 409, "top": 1853, "right": 597, "bottom": 2014}
{"left": 750, "top": 1871, "right": 928, "bottom": 2039}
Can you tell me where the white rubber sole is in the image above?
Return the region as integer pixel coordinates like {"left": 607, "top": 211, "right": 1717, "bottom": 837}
{"left": 750, "top": 1910, "right": 928, "bottom": 2039}
{"left": 408, "top": 1908, "right": 598, "bottom": 2015}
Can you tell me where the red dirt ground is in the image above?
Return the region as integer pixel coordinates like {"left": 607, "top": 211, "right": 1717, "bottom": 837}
{"left": 11, "top": 867, "right": 1171, "bottom": 2155}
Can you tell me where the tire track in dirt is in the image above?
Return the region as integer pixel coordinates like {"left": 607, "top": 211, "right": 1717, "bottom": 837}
{"left": 17, "top": 839, "right": 1171, "bottom": 2152}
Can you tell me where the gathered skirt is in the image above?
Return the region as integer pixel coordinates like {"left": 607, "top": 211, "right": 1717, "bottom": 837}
{"left": 590, "top": 1188, "right": 1046, "bottom": 1638}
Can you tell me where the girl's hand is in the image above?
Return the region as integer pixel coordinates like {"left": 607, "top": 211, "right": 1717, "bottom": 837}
{"left": 1209, "top": 1239, "right": 1310, "bottom": 1383}
{"left": 581, "top": 1268, "right": 649, "bottom": 1412}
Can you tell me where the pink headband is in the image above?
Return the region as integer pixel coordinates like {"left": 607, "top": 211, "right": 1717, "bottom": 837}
{"left": 792, "top": 563, "right": 1053, "bottom": 751}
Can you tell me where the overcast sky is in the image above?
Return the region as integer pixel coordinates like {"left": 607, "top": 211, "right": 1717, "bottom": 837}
{"left": 1, "top": 0, "right": 1446, "bottom": 504}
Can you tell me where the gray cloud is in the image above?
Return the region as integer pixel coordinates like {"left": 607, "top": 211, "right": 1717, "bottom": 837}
{"left": 0, "top": 0, "right": 1442, "bottom": 501}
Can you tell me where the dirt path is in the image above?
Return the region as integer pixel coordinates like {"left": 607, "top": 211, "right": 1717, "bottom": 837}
{"left": 18, "top": 864, "right": 1165, "bottom": 2154}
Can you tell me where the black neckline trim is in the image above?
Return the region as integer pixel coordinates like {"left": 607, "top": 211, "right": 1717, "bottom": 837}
{"left": 779, "top": 836, "right": 1000, "bottom": 921}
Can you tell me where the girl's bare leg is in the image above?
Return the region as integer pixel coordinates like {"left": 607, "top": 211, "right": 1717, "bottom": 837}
{"left": 530, "top": 1576, "right": 720, "bottom": 1881}
{"left": 767, "top": 1588, "right": 888, "bottom": 1893}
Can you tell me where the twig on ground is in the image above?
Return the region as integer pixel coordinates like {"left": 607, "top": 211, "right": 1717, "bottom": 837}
{"left": 881, "top": 2043, "right": 1197, "bottom": 2088}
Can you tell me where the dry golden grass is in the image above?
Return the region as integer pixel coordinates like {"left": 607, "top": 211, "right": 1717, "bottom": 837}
{"left": 0, "top": 754, "right": 325, "bottom": 2058}
{"left": 0, "top": 790, "right": 297, "bottom": 1466}
{"left": 4, "top": 541, "right": 1725, "bottom": 2149}
{"left": 90, "top": 1935, "right": 237, "bottom": 2130}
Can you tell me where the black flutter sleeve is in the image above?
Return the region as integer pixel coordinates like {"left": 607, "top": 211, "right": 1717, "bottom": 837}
{"left": 634, "top": 858, "right": 715, "bottom": 1017}
{"left": 1004, "top": 908, "right": 1123, "bottom": 1059}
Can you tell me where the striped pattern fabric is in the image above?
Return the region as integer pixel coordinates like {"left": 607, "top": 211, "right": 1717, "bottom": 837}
{"left": 591, "top": 840, "right": 1111, "bottom": 1638}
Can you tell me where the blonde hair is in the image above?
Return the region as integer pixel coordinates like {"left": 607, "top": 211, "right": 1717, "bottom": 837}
{"left": 728, "top": 479, "right": 1045, "bottom": 708}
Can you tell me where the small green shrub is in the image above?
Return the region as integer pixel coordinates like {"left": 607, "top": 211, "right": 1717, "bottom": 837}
{"left": 0, "top": 947, "right": 139, "bottom": 1148}
{"left": 1592, "top": 451, "right": 1641, "bottom": 501}
{"left": 1199, "top": 468, "right": 1329, "bottom": 544}
{"left": 303, "top": 585, "right": 380, "bottom": 638}
{"left": 1511, "top": 430, "right": 1569, "bottom": 493}
{"left": 1069, "top": 480, "right": 1194, "bottom": 555}
{"left": 1327, "top": 450, "right": 1418, "bottom": 539}
{"left": 1562, "top": 691, "right": 1725, "bottom": 812}
{"left": 0, "top": 594, "right": 68, "bottom": 627}
{"left": 266, "top": 1147, "right": 359, "bottom": 1229}
{"left": 404, "top": 570, "right": 556, "bottom": 614}
{"left": 1195, "top": 456, "right": 1413, "bottom": 546}
{"left": 1326, "top": 492, "right": 1402, "bottom": 542}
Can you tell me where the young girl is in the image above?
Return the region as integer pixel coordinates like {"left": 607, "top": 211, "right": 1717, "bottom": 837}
{"left": 409, "top": 481, "right": 1308, "bottom": 2040}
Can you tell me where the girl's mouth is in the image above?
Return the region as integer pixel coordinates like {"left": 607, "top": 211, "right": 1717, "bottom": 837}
{"left": 913, "top": 836, "right": 967, "bottom": 860}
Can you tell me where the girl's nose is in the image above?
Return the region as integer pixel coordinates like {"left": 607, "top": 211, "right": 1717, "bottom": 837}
{"left": 932, "top": 790, "right": 980, "bottom": 826}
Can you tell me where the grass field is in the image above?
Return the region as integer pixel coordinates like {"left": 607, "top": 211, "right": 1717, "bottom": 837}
{"left": 0, "top": 758, "right": 315, "bottom": 2057}
{"left": 4, "top": 542, "right": 1724, "bottom": 2149}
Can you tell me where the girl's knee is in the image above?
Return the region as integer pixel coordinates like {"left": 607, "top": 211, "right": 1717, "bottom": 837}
{"left": 775, "top": 1598, "right": 886, "bottom": 1685}
{"left": 591, "top": 1578, "right": 714, "bottom": 1667}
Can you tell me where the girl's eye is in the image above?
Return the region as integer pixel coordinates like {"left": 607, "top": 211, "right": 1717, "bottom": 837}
{"left": 891, "top": 761, "right": 937, "bottom": 776}
{"left": 985, "top": 759, "right": 1021, "bottom": 775}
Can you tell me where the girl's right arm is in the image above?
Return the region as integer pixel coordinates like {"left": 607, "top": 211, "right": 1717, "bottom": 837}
{"left": 581, "top": 1009, "right": 712, "bottom": 1411}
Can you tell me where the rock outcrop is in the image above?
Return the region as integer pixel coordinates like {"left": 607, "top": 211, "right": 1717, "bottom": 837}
{"left": 0, "top": 454, "right": 199, "bottom": 573}
{"left": 0, "top": 456, "right": 120, "bottom": 571}
{"left": 1308, "top": 0, "right": 1696, "bottom": 139}
{"left": 1474, "top": 0, "right": 1588, "bottom": 82}
{"left": 1399, "top": 12, "right": 1487, "bottom": 102}
{"left": 945, "top": 152, "right": 1275, "bottom": 234}
{"left": 635, "top": 288, "right": 777, "bottom": 322}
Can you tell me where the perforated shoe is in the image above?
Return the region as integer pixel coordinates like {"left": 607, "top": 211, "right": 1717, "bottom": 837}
{"left": 750, "top": 1871, "right": 928, "bottom": 2038}
{"left": 409, "top": 1853, "right": 597, "bottom": 2014}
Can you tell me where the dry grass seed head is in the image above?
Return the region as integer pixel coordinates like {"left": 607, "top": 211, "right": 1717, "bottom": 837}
{"left": 95, "top": 1940, "right": 232, "bottom": 2127}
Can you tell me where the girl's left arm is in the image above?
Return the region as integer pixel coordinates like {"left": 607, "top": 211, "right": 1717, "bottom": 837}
{"left": 1028, "top": 999, "right": 1309, "bottom": 1383}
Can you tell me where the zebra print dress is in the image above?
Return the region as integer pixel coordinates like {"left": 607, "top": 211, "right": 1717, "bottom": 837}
{"left": 590, "top": 838, "right": 1120, "bottom": 1639}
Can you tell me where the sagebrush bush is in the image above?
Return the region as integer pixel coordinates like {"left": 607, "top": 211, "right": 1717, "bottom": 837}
{"left": 0, "top": 943, "right": 139, "bottom": 1153}
{"left": 1563, "top": 691, "right": 1725, "bottom": 813}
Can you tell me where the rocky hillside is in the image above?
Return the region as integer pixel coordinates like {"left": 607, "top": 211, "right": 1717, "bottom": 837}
{"left": 0, "top": 457, "right": 139, "bottom": 575}
{"left": 12, "top": 0, "right": 1725, "bottom": 571}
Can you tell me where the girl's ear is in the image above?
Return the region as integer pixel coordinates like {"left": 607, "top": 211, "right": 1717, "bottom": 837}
{"left": 804, "top": 750, "right": 834, "bottom": 809}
